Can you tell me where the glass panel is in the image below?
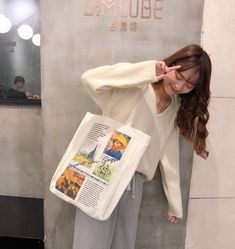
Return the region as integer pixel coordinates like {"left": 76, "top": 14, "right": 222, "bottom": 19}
{"left": 0, "top": 0, "right": 40, "bottom": 104}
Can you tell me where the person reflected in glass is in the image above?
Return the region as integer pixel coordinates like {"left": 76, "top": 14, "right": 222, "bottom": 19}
{"left": 7, "top": 76, "right": 39, "bottom": 99}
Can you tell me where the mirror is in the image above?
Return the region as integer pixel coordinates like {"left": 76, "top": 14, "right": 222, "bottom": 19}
{"left": 0, "top": 0, "right": 40, "bottom": 104}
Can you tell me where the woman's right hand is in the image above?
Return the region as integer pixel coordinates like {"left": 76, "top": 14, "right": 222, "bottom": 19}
{"left": 168, "top": 215, "right": 180, "bottom": 224}
{"left": 155, "top": 60, "right": 181, "bottom": 81}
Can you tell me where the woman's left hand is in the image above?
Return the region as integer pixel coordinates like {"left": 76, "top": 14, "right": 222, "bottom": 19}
{"left": 155, "top": 60, "right": 181, "bottom": 81}
{"left": 168, "top": 215, "right": 179, "bottom": 223}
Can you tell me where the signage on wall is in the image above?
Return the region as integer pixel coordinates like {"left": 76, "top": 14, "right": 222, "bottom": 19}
{"left": 7, "top": 40, "right": 16, "bottom": 53}
{"left": 84, "top": 0, "right": 163, "bottom": 32}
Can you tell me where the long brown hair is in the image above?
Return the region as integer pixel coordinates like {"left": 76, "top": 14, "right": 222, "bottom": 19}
{"left": 164, "top": 44, "right": 212, "bottom": 159}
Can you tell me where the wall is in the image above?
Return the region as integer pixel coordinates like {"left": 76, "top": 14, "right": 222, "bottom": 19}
{"left": 41, "top": 1, "right": 204, "bottom": 249}
{"left": 0, "top": 106, "right": 43, "bottom": 198}
{"left": 185, "top": 1, "right": 235, "bottom": 249}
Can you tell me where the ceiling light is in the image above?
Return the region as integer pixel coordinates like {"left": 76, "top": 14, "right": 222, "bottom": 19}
{"left": 18, "top": 24, "right": 33, "bottom": 40}
{"left": 0, "top": 13, "right": 12, "bottom": 33}
{"left": 32, "top": 33, "right": 40, "bottom": 46}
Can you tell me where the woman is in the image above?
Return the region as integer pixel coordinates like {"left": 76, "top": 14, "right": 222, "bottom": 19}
{"left": 73, "top": 44, "right": 212, "bottom": 249}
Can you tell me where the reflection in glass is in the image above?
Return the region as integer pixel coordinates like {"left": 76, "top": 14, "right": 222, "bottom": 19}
{"left": 0, "top": 0, "right": 41, "bottom": 103}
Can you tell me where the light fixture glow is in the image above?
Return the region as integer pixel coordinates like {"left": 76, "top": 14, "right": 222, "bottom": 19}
{"left": 32, "top": 34, "right": 40, "bottom": 46}
{"left": 17, "top": 24, "right": 33, "bottom": 40}
{"left": 0, "top": 14, "right": 12, "bottom": 33}
{"left": 10, "top": 1, "right": 36, "bottom": 22}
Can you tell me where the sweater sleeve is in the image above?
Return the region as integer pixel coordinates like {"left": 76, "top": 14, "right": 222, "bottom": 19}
{"left": 159, "top": 127, "right": 183, "bottom": 218}
{"left": 81, "top": 60, "right": 157, "bottom": 113}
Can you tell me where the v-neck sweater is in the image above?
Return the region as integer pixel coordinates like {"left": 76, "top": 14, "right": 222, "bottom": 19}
{"left": 81, "top": 60, "right": 183, "bottom": 218}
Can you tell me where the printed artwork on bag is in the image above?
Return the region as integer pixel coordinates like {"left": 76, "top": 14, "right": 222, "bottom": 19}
{"left": 55, "top": 128, "right": 132, "bottom": 202}
{"left": 72, "top": 145, "right": 97, "bottom": 168}
{"left": 92, "top": 162, "right": 115, "bottom": 182}
{"left": 71, "top": 129, "right": 131, "bottom": 183}
{"left": 103, "top": 131, "right": 131, "bottom": 160}
{"left": 92, "top": 131, "right": 131, "bottom": 182}
{"left": 55, "top": 166, "right": 86, "bottom": 200}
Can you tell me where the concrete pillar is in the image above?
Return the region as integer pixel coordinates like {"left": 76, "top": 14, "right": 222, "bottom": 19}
{"left": 40, "top": 1, "right": 204, "bottom": 248}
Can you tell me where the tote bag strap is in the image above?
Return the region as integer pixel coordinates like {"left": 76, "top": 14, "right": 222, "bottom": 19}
{"left": 125, "top": 86, "right": 149, "bottom": 126}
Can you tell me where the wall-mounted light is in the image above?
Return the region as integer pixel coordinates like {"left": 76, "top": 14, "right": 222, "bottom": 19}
{"left": 0, "top": 13, "right": 12, "bottom": 33}
{"left": 32, "top": 33, "right": 40, "bottom": 47}
{"left": 17, "top": 24, "right": 33, "bottom": 40}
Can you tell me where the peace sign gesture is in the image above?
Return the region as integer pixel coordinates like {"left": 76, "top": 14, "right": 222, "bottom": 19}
{"left": 155, "top": 60, "right": 181, "bottom": 81}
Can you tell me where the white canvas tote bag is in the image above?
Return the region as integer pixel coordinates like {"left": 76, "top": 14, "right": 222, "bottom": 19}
{"left": 50, "top": 87, "right": 151, "bottom": 220}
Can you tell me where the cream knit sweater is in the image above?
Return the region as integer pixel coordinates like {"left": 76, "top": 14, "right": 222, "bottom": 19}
{"left": 81, "top": 60, "right": 183, "bottom": 218}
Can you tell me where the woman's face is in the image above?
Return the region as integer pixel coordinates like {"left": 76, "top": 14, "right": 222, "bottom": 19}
{"left": 163, "top": 68, "right": 198, "bottom": 96}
